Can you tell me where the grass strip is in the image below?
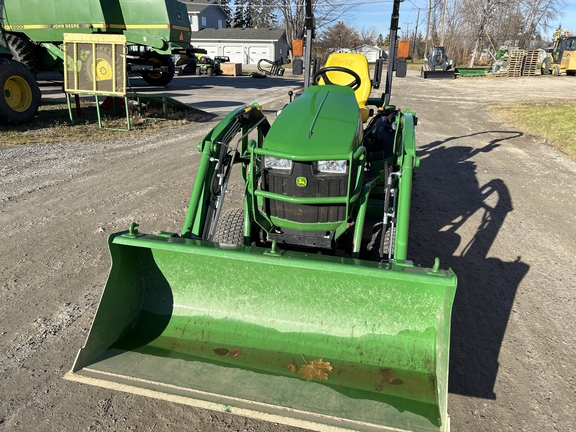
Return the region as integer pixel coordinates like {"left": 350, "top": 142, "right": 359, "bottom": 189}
{"left": 490, "top": 101, "right": 576, "bottom": 160}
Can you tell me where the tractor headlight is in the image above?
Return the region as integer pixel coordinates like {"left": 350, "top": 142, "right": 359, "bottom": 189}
{"left": 317, "top": 160, "right": 347, "bottom": 174}
{"left": 264, "top": 156, "right": 292, "bottom": 170}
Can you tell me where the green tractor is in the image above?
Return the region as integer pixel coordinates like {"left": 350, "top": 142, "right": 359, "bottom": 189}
{"left": 0, "top": 0, "right": 41, "bottom": 125}
{"left": 195, "top": 54, "right": 223, "bottom": 76}
{"left": 65, "top": 0, "right": 457, "bottom": 431}
{"left": 2, "top": 0, "right": 194, "bottom": 86}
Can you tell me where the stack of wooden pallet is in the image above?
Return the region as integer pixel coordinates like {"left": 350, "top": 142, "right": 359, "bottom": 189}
{"left": 522, "top": 50, "right": 540, "bottom": 76}
{"left": 507, "top": 50, "right": 525, "bottom": 77}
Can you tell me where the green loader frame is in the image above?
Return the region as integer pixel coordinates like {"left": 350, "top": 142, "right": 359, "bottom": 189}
{"left": 65, "top": 1, "right": 458, "bottom": 431}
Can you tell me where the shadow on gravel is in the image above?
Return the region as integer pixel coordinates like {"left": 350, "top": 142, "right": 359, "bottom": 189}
{"left": 410, "top": 131, "right": 530, "bottom": 400}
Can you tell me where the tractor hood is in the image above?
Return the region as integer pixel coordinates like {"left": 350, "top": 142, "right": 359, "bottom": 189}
{"left": 263, "top": 85, "right": 362, "bottom": 158}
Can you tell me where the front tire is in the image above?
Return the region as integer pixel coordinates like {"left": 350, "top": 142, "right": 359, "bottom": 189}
{"left": 5, "top": 33, "right": 41, "bottom": 74}
{"left": 213, "top": 208, "right": 245, "bottom": 245}
{"left": 141, "top": 51, "right": 175, "bottom": 86}
{"left": 541, "top": 57, "right": 551, "bottom": 75}
{"left": 0, "top": 58, "right": 41, "bottom": 125}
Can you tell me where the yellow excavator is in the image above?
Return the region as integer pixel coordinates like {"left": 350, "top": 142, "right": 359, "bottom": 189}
{"left": 541, "top": 29, "right": 576, "bottom": 76}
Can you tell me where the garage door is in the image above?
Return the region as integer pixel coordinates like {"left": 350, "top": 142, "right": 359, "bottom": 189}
{"left": 200, "top": 46, "right": 217, "bottom": 58}
{"left": 224, "top": 46, "right": 244, "bottom": 64}
{"left": 248, "top": 46, "right": 270, "bottom": 64}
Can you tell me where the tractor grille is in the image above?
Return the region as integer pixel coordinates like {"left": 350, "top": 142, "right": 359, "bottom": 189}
{"left": 263, "top": 161, "right": 348, "bottom": 223}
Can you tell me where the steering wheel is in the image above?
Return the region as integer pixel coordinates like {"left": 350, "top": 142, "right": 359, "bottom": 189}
{"left": 312, "top": 66, "right": 361, "bottom": 91}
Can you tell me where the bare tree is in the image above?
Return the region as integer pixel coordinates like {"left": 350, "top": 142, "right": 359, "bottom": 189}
{"left": 359, "top": 27, "right": 378, "bottom": 46}
{"left": 516, "top": 0, "right": 562, "bottom": 48}
{"left": 313, "top": 21, "right": 362, "bottom": 62}
{"left": 428, "top": 0, "right": 565, "bottom": 67}
{"left": 277, "top": 0, "right": 359, "bottom": 51}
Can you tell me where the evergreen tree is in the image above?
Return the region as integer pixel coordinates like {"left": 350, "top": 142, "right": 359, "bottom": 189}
{"left": 244, "top": 0, "right": 254, "bottom": 28}
{"left": 376, "top": 33, "right": 385, "bottom": 47}
{"left": 251, "top": 0, "right": 278, "bottom": 28}
{"left": 231, "top": 0, "right": 244, "bottom": 28}
{"left": 218, "top": 0, "right": 233, "bottom": 27}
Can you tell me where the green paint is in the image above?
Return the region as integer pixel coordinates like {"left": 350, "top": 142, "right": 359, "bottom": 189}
{"left": 73, "top": 234, "right": 456, "bottom": 430}
{"left": 69, "top": 46, "right": 457, "bottom": 431}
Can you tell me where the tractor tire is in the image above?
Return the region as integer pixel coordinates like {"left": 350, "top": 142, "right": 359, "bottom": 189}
{"left": 213, "top": 208, "right": 245, "bottom": 245}
{"left": 0, "top": 58, "right": 41, "bottom": 125}
{"left": 141, "top": 51, "right": 175, "bottom": 86}
{"left": 541, "top": 57, "right": 551, "bottom": 75}
{"left": 195, "top": 66, "right": 201, "bottom": 75}
{"left": 5, "top": 33, "right": 42, "bottom": 75}
{"left": 207, "top": 67, "right": 213, "bottom": 76}
{"left": 84, "top": 46, "right": 113, "bottom": 84}
{"left": 552, "top": 65, "right": 560, "bottom": 76}
{"left": 366, "top": 221, "right": 394, "bottom": 261}
{"left": 379, "top": 223, "right": 394, "bottom": 260}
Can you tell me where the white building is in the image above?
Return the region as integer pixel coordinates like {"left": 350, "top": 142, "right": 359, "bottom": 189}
{"left": 354, "top": 45, "right": 385, "bottom": 63}
{"left": 190, "top": 28, "right": 289, "bottom": 65}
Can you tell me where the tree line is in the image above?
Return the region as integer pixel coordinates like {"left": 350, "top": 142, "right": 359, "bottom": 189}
{"left": 216, "top": 0, "right": 568, "bottom": 66}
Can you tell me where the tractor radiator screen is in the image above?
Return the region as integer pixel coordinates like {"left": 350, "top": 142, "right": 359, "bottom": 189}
{"left": 263, "top": 162, "right": 347, "bottom": 223}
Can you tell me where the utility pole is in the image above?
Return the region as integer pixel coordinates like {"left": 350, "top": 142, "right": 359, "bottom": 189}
{"left": 424, "top": 0, "right": 431, "bottom": 54}
{"left": 411, "top": 8, "right": 421, "bottom": 61}
{"left": 440, "top": 0, "right": 447, "bottom": 46}
{"left": 403, "top": 22, "right": 412, "bottom": 40}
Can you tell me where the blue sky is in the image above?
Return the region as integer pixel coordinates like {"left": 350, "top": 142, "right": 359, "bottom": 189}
{"left": 346, "top": 0, "right": 576, "bottom": 40}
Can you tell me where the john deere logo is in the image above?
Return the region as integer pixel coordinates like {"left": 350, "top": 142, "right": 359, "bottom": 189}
{"left": 296, "top": 177, "right": 307, "bottom": 187}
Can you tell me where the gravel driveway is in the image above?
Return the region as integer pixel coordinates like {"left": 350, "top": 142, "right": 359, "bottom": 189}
{"left": 1, "top": 72, "right": 575, "bottom": 431}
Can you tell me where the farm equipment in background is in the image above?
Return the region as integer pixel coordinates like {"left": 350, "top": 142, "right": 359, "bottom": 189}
{"left": 2, "top": 0, "right": 194, "bottom": 86}
{"left": 541, "top": 29, "right": 576, "bottom": 76}
{"left": 421, "top": 46, "right": 455, "bottom": 79}
{"left": 256, "top": 57, "right": 288, "bottom": 76}
{"left": 195, "top": 54, "right": 223, "bottom": 76}
{"left": 65, "top": 0, "right": 457, "bottom": 431}
{"left": 0, "top": 0, "right": 40, "bottom": 125}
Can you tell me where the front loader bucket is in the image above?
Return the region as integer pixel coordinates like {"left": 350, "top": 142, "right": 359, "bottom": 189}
{"left": 66, "top": 231, "right": 457, "bottom": 432}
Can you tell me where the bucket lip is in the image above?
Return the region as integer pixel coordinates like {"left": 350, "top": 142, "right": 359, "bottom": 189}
{"left": 108, "top": 230, "right": 457, "bottom": 284}
{"left": 65, "top": 349, "right": 450, "bottom": 432}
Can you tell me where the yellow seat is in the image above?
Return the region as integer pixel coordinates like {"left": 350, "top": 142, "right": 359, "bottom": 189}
{"left": 322, "top": 53, "right": 372, "bottom": 122}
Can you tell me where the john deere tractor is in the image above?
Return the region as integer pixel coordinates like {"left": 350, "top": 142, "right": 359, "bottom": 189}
{"left": 65, "top": 1, "right": 457, "bottom": 431}
{"left": 0, "top": 0, "right": 40, "bottom": 125}
{"left": 2, "top": 0, "right": 194, "bottom": 86}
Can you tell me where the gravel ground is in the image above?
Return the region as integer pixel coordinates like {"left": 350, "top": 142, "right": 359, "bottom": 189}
{"left": 1, "top": 72, "right": 575, "bottom": 431}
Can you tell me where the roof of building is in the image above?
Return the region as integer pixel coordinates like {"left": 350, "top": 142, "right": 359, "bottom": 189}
{"left": 355, "top": 44, "right": 383, "bottom": 52}
{"left": 183, "top": 1, "right": 226, "bottom": 15}
{"left": 190, "top": 28, "right": 286, "bottom": 41}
